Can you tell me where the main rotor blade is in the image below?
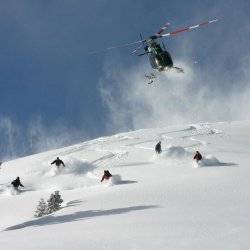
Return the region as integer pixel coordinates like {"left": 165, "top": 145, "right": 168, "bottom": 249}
{"left": 156, "top": 22, "right": 171, "bottom": 36}
{"left": 132, "top": 43, "right": 144, "bottom": 54}
{"left": 160, "top": 19, "right": 218, "bottom": 38}
{"left": 89, "top": 39, "right": 145, "bottom": 54}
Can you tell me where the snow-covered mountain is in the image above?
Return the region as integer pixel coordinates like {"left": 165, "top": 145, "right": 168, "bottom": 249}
{"left": 0, "top": 121, "right": 249, "bottom": 250}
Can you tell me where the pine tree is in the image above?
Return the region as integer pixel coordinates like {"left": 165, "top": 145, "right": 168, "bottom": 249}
{"left": 34, "top": 198, "right": 48, "bottom": 217}
{"left": 47, "top": 191, "right": 63, "bottom": 214}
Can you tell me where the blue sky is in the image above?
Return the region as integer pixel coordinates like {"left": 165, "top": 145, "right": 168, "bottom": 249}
{"left": 1, "top": 0, "right": 250, "bottom": 159}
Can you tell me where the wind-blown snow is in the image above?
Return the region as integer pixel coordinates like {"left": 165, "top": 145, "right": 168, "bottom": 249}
{"left": 162, "top": 145, "right": 191, "bottom": 159}
{"left": 0, "top": 121, "right": 249, "bottom": 250}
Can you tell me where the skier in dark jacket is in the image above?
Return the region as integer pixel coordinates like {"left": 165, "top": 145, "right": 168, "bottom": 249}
{"left": 101, "top": 170, "right": 112, "bottom": 182}
{"left": 51, "top": 157, "right": 65, "bottom": 167}
{"left": 155, "top": 141, "right": 162, "bottom": 154}
{"left": 194, "top": 151, "right": 202, "bottom": 162}
{"left": 11, "top": 177, "right": 24, "bottom": 190}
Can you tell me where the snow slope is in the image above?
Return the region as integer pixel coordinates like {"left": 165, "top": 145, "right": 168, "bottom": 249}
{"left": 0, "top": 121, "right": 250, "bottom": 250}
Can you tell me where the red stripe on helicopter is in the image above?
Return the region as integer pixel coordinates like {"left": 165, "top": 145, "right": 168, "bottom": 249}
{"left": 170, "top": 27, "right": 189, "bottom": 35}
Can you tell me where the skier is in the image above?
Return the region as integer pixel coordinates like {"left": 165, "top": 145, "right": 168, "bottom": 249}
{"left": 155, "top": 141, "right": 162, "bottom": 154}
{"left": 101, "top": 170, "right": 112, "bottom": 182}
{"left": 51, "top": 157, "right": 65, "bottom": 168}
{"left": 194, "top": 151, "right": 202, "bottom": 162}
{"left": 11, "top": 177, "right": 24, "bottom": 190}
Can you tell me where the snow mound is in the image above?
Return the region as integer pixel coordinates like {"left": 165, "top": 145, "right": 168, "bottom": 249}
{"left": 201, "top": 155, "right": 220, "bottom": 166}
{"left": 110, "top": 175, "right": 122, "bottom": 185}
{"left": 3, "top": 186, "right": 20, "bottom": 196}
{"left": 0, "top": 185, "right": 30, "bottom": 196}
{"left": 161, "top": 145, "right": 191, "bottom": 159}
{"left": 42, "top": 157, "right": 95, "bottom": 177}
{"left": 194, "top": 155, "right": 232, "bottom": 167}
{"left": 22, "top": 157, "right": 99, "bottom": 191}
{"left": 64, "top": 157, "right": 95, "bottom": 175}
{"left": 190, "top": 124, "right": 221, "bottom": 135}
{"left": 104, "top": 175, "right": 122, "bottom": 186}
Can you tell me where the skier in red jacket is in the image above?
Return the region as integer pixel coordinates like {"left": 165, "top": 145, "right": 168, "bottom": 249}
{"left": 101, "top": 170, "right": 112, "bottom": 182}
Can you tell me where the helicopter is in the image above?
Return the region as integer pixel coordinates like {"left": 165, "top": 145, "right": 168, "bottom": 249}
{"left": 91, "top": 19, "right": 218, "bottom": 84}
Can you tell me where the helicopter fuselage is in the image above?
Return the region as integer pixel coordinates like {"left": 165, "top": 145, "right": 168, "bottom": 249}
{"left": 145, "top": 39, "right": 173, "bottom": 71}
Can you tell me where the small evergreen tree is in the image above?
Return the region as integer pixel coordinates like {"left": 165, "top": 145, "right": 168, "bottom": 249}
{"left": 34, "top": 198, "right": 48, "bottom": 217}
{"left": 47, "top": 190, "right": 63, "bottom": 214}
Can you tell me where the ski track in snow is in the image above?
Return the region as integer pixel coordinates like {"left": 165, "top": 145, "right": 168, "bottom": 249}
{"left": 123, "top": 124, "right": 221, "bottom": 152}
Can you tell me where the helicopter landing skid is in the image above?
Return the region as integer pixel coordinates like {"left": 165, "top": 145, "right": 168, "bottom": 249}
{"left": 172, "top": 66, "right": 184, "bottom": 73}
{"left": 145, "top": 73, "right": 156, "bottom": 84}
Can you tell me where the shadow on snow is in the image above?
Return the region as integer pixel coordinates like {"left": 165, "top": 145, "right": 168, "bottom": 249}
{"left": 4, "top": 205, "right": 159, "bottom": 231}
